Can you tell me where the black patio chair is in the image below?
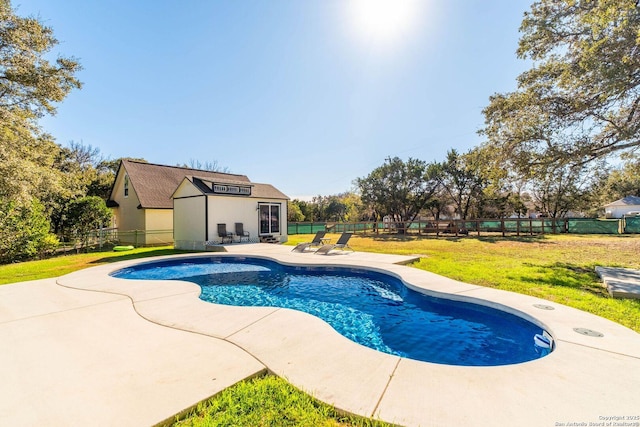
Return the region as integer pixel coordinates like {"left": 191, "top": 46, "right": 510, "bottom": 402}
{"left": 235, "top": 223, "right": 250, "bottom": 242}
{"left": 217, "top": 223, "right": 234, "bottom": 244}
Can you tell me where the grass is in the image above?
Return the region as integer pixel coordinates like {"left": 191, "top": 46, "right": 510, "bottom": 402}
{"left": 3, "top": 234, "right": 640, "bottom": 426}
{"left": 0, "top": 246, "right": 182, "bottom": 285}
{"left": 287, "top": 233, "right": 640, "bottom": 332}
{"left": 172, "top": 374, "right": 392, "bottom": 427}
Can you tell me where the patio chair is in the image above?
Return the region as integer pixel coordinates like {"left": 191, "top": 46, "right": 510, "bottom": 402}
{"left": 235, "top": 223, "right": 250, "bottom": 242}
{"left": 217, "top": 223, "right": 234, "bottom": 244}
{"left": 291, "top": 230, "right": 327, "bottom": 252}
{"left": 315, "top": 232, "right": 354, "bottom": 255}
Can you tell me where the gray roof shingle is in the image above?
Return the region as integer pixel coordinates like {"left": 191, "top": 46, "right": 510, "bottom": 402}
{"left": 189, "top": 176, "right": 289, "bottom": 200}
{"left": 604, "top": 195, "right": 640, "bottom": 207}
{"left": 113, "top": 160, "right": 262, "bottom": 209}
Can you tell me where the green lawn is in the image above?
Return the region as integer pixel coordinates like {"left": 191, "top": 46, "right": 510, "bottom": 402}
{"left": 0, "top": 246, "right": 182, "bottom": 285}
{"left": 173, "top": 375, "right": 391, "bottom": 427}
{"left": 288, "top": 233, "right": 640, "bottom": 332}
{"left": 2, "top": 234, "right": 639, "bottom": 426}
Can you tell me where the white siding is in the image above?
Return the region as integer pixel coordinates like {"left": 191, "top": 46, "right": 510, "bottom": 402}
{"left": 174, "top": 196, "right": 206, "bottom": 250}
{"left": 172, "top": 179, "right": 288, "bottom": 246}
{"left": 173, "top": 179, "right": 203, "bottom": 198}
{"left": 605, "top": 205, "right": 640, "bottom": 218}
{"left": 207, "top": 196, "right": 259, "bottom": 241}
{"left": 207, "top": 197, "right": 288, "bottom": 243}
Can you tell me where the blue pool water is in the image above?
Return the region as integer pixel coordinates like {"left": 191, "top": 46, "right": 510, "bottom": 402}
{"left": 112, "top": 256, "right": 552, "bottom": 366}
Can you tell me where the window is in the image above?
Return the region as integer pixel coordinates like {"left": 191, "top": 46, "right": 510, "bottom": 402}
{"left": 259, "top": 203, "right": 280, "bottom": 234}
{"left": 124, "top": 175, "right": 129, "bottom": 198}
{"left": 213, "top": 184, "right": 251, "bottom": 195}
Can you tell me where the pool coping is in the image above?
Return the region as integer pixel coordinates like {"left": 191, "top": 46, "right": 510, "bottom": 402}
{"left": 13, "top": 244, "right": 640, "bottom": 426}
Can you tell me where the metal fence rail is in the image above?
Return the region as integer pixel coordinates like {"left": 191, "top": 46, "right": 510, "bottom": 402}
{"left": 63, "top": 219, "right": 638, "bottom": 251}
{"left": 287, "top": 218, "right": 640, "bottom": 236}
{"left": 57, "top": 228, "right": 173, "bottom": 250}
{"left": 113, "top": 229, "right": 173, "bottom": 246}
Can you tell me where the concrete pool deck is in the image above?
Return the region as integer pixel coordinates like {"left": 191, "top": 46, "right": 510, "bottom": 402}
{"left": 1, "top": 244, "right": 639, "bottom": 426}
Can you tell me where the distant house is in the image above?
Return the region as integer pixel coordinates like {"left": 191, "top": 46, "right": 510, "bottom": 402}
{"left": 603, "top": 196, "right": 640, "bottom": 218}
{"left": 107, "top": 159, "right": 288, "bottom": 247}
{"left": 172, "top": 175, "right": 289, "bottom": 250}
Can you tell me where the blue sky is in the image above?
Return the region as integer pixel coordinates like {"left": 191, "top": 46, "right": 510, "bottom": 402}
{"left": 20, "top": 0, "right": 531, "bottom": 200}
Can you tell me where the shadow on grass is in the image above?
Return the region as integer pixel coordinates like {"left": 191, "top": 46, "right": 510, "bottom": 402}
{"left": 89, "top": 249, "right": 194, "bottom": 265}
{"left": 368, "top": 234, "right": 550, "bottom": 244}
{"left": 368, "top": 234, "right": 476, "bottom": 243}
{"left": 474, "top": 235, "right": 550, "bottom": 244}
{"left": 519, "top": 262, "right": 609, "bottom": 297}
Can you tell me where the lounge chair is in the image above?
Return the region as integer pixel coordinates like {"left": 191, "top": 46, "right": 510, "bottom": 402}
{"left": 235, "top": 223, "right": 250, "bottom": 242}
{"left": 291, "top": 230, "right": 327, "bottom": 252}
{"left": 315, "top": 232, "right": 354, "bottom": 255}
{"left": 217, "top": 223, "right": 234, "bottom": 244}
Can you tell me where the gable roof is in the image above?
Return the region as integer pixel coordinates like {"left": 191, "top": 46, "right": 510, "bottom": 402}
{"left": 604, "top": 195, "right": 640, "bottom": 207}
{"left": 110, "top": 159, "right": 252, "bottom": 209}
{"left": 187, "top": 176, "right": 289, "bottom": 200}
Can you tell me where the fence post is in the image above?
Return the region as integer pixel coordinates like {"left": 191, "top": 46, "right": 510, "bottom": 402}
{"left": 501, "top": 218, "right": 505, "bottom": 237}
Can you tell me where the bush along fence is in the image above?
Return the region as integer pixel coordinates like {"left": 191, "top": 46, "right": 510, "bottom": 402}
{"left": 287, "top": 217, "right": 640, "bottom": 237}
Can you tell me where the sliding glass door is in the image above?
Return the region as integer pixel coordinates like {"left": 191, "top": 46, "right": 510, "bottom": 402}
{"left": 259, "top": 203, "right": 280, "bottom": 234}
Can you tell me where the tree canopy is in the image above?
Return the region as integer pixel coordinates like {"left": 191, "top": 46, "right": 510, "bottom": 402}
{"left": 430, "top": 149, "right": 487, "bottom": 220}
{"left": 65, "top": 196, "right": 112, "bottom": 251}
{"left": 356, "top": 157, "right": 439, "bottom": 226}
{"left": 0, "top": 0, "right": 82, "bottom": 262}
{"left": 482, "top": 0, "right": 640, "bottom": 172}
{"left": 1, "top": 0, "right": 82, "bottom": 210}
{"left": 0, "top": 0, "right": 81, "bottom": 118}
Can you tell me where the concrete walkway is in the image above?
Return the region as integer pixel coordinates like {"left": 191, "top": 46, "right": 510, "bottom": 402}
{"left": 2, "top": 244, "right": 639, "bottom": 426}
{"left": 596, "top": 266, "right": 640, "bottom": 299}
{"left": 0, "top": 279, "right": 265, "bottom": 426}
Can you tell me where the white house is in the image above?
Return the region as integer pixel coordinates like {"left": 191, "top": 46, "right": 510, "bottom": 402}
{"left": 108, "top": 159, "right": 252, "bottom": 245}
{"left": 603, "top": 195, "right": 640, "bottom": 218}
{"left": 107, "top": 159, "right": 288, "bottom": 247}
{"left": 172, "top": 175, "right": 289, "bottom": 250}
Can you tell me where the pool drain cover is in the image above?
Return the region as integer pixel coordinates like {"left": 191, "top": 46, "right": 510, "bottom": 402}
{"left": 573, "top": 328, "right": 604, "bottom": 337}
{"left": 533, "top": 304, "right": 555, "bottom": 310}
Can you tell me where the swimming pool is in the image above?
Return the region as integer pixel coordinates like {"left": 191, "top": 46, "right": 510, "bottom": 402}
{"left": 112, "top": 256, "right": 553, "bottom": 366}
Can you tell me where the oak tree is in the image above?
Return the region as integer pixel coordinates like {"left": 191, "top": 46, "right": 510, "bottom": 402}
{"left": 0, "top": 0, "right": 81, "bottom": 262}
{"left": 482, "top": 0, "right": 640, "bottom": 171}
{"left": 356, "top": 157, "right": 439, "bottom": 232}
{"left": 430, "top": 149, "right": 487, "bottom": 220}
{"left": 0, "top": 0, "right": 81, "bottom": 117}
